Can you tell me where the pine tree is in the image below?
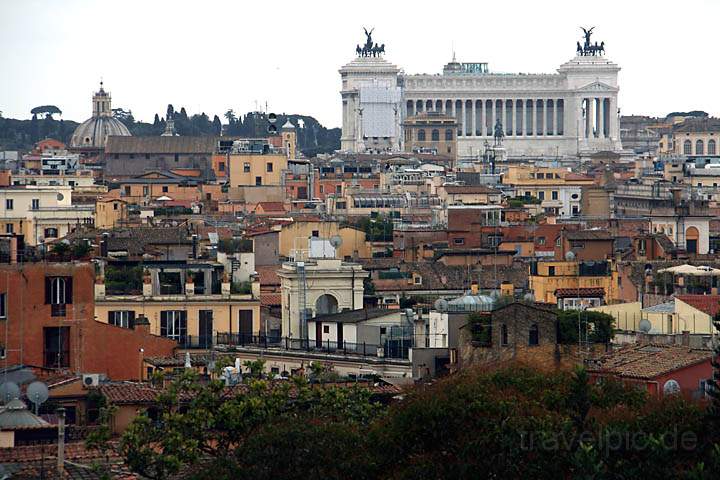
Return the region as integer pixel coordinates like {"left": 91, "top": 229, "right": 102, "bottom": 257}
{"left": 212, "top": 115, "right": 222, "bottom": 135}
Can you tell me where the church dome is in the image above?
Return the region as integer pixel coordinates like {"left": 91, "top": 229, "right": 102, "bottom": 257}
{"left": 70, "top": 82, "right": 131, "bottom": 149}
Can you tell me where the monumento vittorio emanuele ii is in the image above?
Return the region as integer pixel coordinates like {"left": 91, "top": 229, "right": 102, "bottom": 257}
{"left": 340, "top": 26, "right": 623, "bottom": 159}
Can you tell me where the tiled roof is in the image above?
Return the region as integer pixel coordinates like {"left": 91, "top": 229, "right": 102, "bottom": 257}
{"left": 260, "top": 293, "right": 281, "bottom": 307}
{"left": 565, "top": 172, "right": 594, "bottom": 181}
{"left": 256, "top": 265, "right": 281, "bottom": 286}
{"left": 555, "top": 287, "right": 605, "bottom": 298}
{"left": 443, "top": 185, "right": 501, "bottom": 194}
{"left": 105, "top": 136, "right": 218, "bottom": 154}
{"left": 98, "top": 383, "right": 161, "bottom": 404}
{"left": 675, "top": 294, "right": 720, "bottom": 317}
{"left": 255, "top": 202, "right": 286, "bottom": 213}
{"left": 103, "top": 226, "right": 192, "bottom": 256}
{"left": 0, "top": 442, "right": 136, "bottom": 479}
{"left": 98, "top": 379, "right": 400, "bottom": 405}
{"left": 361, "top": 259, "right": 529, "bottom": 291}
{"left": 586, "top": 344, "right": 712, "bottom": 380}
{"left": 565, "top": 230, "right": 614, "bottom": 241}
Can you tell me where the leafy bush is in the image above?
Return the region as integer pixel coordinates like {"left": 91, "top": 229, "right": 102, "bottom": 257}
{"left": 94, "top": 363, "right": 720, "bottom": 479}
{"left": 105, "top": 265, "right": 143, "bottom": 295}
{"left": 231, "top": 281, "right": 252, "bottom": 294}
{"left": 558, "top": 310, "right": 615, "bottom": 344}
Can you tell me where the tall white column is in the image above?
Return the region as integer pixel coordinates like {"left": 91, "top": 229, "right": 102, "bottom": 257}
{"left": 532, "top": 100, "right": 537, "bottom": 136}
{"left": 490, "top": 100, "right": 495, "bottom": 136}
{"left": 609, "top": 96, "right": 618, "bottom": 140}
{"left": 497, "top": 100, "right": 504, "bottom": 134}
{"left": 510, "top": 99, "right": 516, "bottom": 136}
{"left": 553, "top": 99, "right": 559, "bottom": 136}
{"left": 471, "top": 101, "right": 477, "bottom": 137}
{"left": 598, "top": 98, "right": 605, "bottom": 139}
{"left": 521, "top": 100, "right": 526, "bottom": 136}
{"left": 480, "top": 100, "right": 486, "bottom": 136}
{"left": 543, "top": 100, "right": 548, "bottom": 136}
{"left": 588, "top": 98, "right": 595, "bottom": 138}
{"left": 459, "top": 101, "right": 464, "bottom": 137}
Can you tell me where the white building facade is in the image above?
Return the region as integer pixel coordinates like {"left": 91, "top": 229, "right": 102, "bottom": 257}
{"left": 340, "top": 33, "right": 623, "bottom": 158}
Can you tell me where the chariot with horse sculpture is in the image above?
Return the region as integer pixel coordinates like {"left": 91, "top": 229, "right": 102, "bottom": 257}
{"left": 576, "top": 26, "right": 605, "bottom": 56}
{"left": 355, "top": 27, "right": 386, "bottom": 57}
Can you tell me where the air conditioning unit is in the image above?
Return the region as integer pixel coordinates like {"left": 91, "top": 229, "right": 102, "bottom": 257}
{"left": 82, "top": 374, "right": 100, "bottom": 388}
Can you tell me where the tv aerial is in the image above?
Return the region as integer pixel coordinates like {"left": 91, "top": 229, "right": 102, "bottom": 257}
{"left": 26, "top": 381, "right": 50, "bottom": 415}
{"left": 330, "top": 235, "right": 343, "bottom": 248}
{"left": 0, "top": 381, "right": 21, "bottom": 404}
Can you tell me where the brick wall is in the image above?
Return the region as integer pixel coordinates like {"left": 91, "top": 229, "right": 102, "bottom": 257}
{"left": 0, "top": 262, "right": 175, "bottom": 380}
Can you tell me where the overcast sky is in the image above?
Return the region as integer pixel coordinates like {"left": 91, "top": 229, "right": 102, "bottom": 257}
{"left": 0, "top": 0, "right": 717, "bottom": 128}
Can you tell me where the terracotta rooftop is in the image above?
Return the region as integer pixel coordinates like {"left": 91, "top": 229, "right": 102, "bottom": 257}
{"left": 565, "top": 230, "right": 614, "bottom": 241}
{"left": 98, "top": 379, "right": 400, "bottom": 405}
{"left": 0, "top": 441, "right": 135, "bottom": 479}
{"left": 554, "top": 287, "right": 606, "bottom": 298}
{"left": 442, "top": 185, "right": 501, "bottom": 194}
{"left": 256, "top": 265, "right": 281, "bottom": 286}
{"left": 675, "top": 294, "right": 720, "bottom": 317}
{"left": 586, "top": 344, "right": 712, "bottom": 380}
{"left": 255, "top": 202, "right": 287, "bottom": 213}
{"left": 260, "top": 293, "right": 281, "bottom": 307}
{"left": 105, "top": 136, "right": 218, "bottom": 154}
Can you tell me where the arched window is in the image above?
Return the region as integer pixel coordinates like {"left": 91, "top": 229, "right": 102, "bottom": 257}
{"left": 500, "top": 324, "right": 508, "bottom": 346}
{"left": 709, "top": 139, "right": 716, "bottom": 155}
{"left": 528, "top": 324, "right": 539, "bottom": 346}
{"left": 445, "top": 129, "right": 453, "bottom": 141}
{"left": 696, "top": 140, "right": 704, "bottom": 155}
{"left": 431, "top": 129, "right": 440, "bottom": 141}
{"left": 683, "top": 140, "right": 692, "bottom": 155}
{"left": 417, "top": 129, "right": 426, "bottom": 141}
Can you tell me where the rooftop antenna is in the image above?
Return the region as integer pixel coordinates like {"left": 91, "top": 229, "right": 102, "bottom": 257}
{"left": 27, "top": 381, "right": 49, "bottom": 415}
{"left": 0, "top": 381, "right": 20, "bottom": 404}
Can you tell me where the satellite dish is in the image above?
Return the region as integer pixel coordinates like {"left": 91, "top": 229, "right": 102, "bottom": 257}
{"left": 434, "top": 299, "right": 449, "bottom": 312}
{"left": 639, "top": 318, "right": 652, "bottom": 333}
{"left": 330, "top": 235, "right": 343, "bottom": 248}
{"left": 26, "top": 381, "right": 49, "bottom": 413}
{"left": 0, "top": 382, "right": 21, "bottom": 403}
{"left": 663, "top": 379, "right": 681, "bottom": 396}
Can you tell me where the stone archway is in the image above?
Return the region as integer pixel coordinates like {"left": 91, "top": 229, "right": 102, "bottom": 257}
{"left": 315, "top": 294, "right": 339, "bottom": 316}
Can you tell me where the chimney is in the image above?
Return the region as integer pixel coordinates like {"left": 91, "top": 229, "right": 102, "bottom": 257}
{"left": 134, "top": 313, "right": 151, "bottom": 334}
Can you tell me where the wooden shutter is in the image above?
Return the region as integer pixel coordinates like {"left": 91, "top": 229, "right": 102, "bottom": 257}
{"left": 45, "top": 277, "right": 52, "bottom": 304}
{"left": 64, "top": 277, "right": 73, "bottom": 304}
